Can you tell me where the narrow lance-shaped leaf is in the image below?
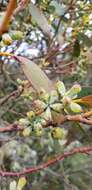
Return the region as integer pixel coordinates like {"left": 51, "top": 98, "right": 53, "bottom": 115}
{"left": 15, "top": 56, "right": 54, "bottom": 93}
{"left": 77, "top": 87, "right": 92, "bottom": 98}
{"left": 29, "top": 2, "right": 53, "bottom": 38}
{"left": 74, "top": 95, "right": 92, "bottom": 108}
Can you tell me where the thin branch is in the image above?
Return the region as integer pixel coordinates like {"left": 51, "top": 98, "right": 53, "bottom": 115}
{"left": 0, "top": 0, "right": 17, "bottom": 35}
{"left": 0, "top": 87, "right": 24, "bottom": 106}
{"left": 0, "top": 111, "right": 92, "bottom": 133}
{"left": 52, "top": 0, "right": 75, "bottom": 41}
{"left": 0, "top": 146, "right": 91, "bottom": 177}
{"left": 66, "top": 115, "right": 92, "bottom": 125}
{"left": 0, "top": 124, "right": 21, "bottom": 133}
{"left": 0, "top": 82, "right": 31, "bottom": 106}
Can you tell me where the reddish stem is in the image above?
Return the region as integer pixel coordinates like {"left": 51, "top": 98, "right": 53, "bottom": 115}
{"left": 0, "top": 146, "right": 92, "bottom": 177}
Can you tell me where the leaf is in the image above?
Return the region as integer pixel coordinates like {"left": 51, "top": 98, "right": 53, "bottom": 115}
{"left": 77, "top": 87, "right": 92, "bottom": 98}
{"left": 50, "top": 103, "right": 63, "bottom": 113}
{"left": 15, "top": 56, "right": 54, "bottom": 93}
{"left": 29, "top": 2, "right": 53, "bottom": 38}
{"left": 41, "top": 107, "right": 52, "bottom": 121}
{"left": 74, "top": 95, "right": 92, "bottom": 108}
{"left": 50, "top": 1, "right": 67, "bottom": 16}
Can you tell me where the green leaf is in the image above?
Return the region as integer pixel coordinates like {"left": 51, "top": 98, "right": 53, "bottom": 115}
{"left": 29, "top": 2, "right": 53, "bottom": 38}
{"left": 77, "top": 87, "right": 92, "bottom": 98}
{"left": 50, "top": 103, "right": 63, "bottom": 113}
{"left": 41, "top": 107, "right": 52, "bottom": 121}
{"left": 47, "top": 5, "right": 55, "bottom": 14}
{"left": 15, "top": 56, "right": 54, "bottom": 93}
{"left": 50, "top": 1, "right": 67, "bottom": 16}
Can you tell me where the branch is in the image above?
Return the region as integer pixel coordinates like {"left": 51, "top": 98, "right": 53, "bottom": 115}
{"left": 53, "top": 111, "right": 92, "bottom": 125}
{"left": 0, "top": 81, "right": 31, "bottom": 106}
{"left": 0, "top": 0, "right": 17, "bottom": 35}
{"left": 0, "top": 124, "right": 21, "bottom": 133}
{"left": 0, "top": 111, "right": 92, "bottom": 133}
{"left": 0, "top": 146, "right": 91, "bottom": 177}
{"left": 0, "top": 86, "right": 24, "bottom": 106}
{"left": 66, "top": 114, "right": 92, "bottom": 125}
{"left": 51, "top": 0, "right": 75, "bottom": 42}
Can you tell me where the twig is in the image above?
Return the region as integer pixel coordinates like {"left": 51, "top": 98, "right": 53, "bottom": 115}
{"left": 51, "top": 0, "right": 75, "bottom": 41}
{"left": 0, "top": 0, "right": 17, "bottom": 35}
{"left": 66, "top": 115, "right": 92, "bottom": 125}
{"left": 0, "top": 124, "right": 21, "bottom": 133}
{"left": 0, "top": 146, "right": 91, "bottom": 177}
{"left": 0, "top": 86, "right": 24, "bottom": 106}
{"left": 0, "top": 111, "right": 92, "bottom": 134}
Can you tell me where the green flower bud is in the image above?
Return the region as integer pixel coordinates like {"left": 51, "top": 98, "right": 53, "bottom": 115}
{"left": 17, "top": 78, "right": 22, "bottom": 85}
{"left": 69, "top": 102, "right": 82, "bottom": 113}
{"left": 55, "top": 81, "right": 66, "bottom": 97}
{"left": 27, "top": 111, "right": 35, "bottom": 120}
{"left": 18, "top": 118, "right": 29, "bottom": 126}
{"left": 40, "top": 118, "right": 47, "bottom": 126}
{"left": 22, "top": 127, "right": 31, "bottom": 137}
{"left": 51, "top": 127, "right": 67, "bottom": 139}
{"left": 34, "top": 125, "right": 43, "bottom": 137}
{"left": 65, "top": 84, "right": 81, "bottom": 99}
